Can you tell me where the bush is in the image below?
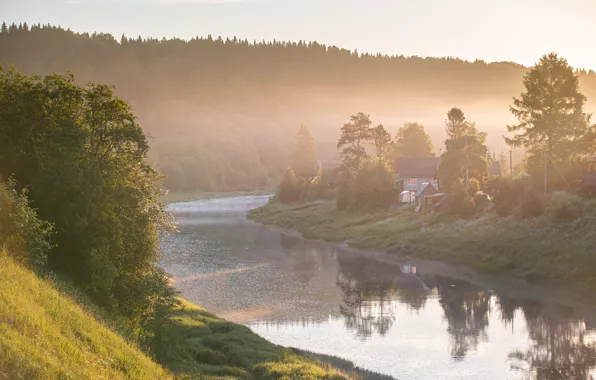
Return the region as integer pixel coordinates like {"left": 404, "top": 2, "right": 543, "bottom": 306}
{"left": 446, "top": 179, "right": 475, "bottom": 216}
{"left": 276, "top": 167, "right": 300, "bottom": 203}
{"left": 276, "top": 167, "right": 333, "bottom": 204}
{"left": 467, "top": 178, "right": 480, "bottom": 197}
{"left": 349, "top": 160, "right": 396, "bottom": 212}
{"left": 0, "top": 180, "right": 53, "bottom": 268}
{"left": 520, "top": 191, "right": 544, "bottom": 218}
{"left": 472, "top": 191, "right": 491, "bottom": 210}
{"left": 545, "top": 191, "right": 582, "bottom": 220}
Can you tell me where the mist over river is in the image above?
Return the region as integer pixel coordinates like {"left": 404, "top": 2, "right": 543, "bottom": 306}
{"left": 160, "top": 195, "right": 596, "bottom": 380}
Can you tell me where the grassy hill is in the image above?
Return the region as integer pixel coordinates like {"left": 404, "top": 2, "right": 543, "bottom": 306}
{"left": 0, "top": 250, "right": 172, "bottom": 380}
{"left": 0, "top": 251, "right": 359, "bottom": 380}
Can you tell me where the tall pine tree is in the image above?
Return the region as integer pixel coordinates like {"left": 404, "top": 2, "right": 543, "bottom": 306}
{"left": 337, "top": 112, "right": 372, "bottom": 171}
{"left": 506, "top": 53, "right": 592, "bottom": 184}
{"left": 290, "top": 124, "right": 318, "bottom": 179}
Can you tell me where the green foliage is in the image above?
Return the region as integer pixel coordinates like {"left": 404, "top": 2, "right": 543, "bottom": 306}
{"left": 0, "top": 68, "right": 174, "bottom": 339}
{"left": 520, "top": 191, "right": 544, "bottom": 218}
{"left": 446, "top": 179, "right": 475, "bottom": 216}
{"left": 276, "top": 167, "right": 300, "bottom": 203}
{"left": 545, "top": 191, "right": 582, "bottom": 221}
{"left": 291, "top": 125, "right": 318, "bottom": 179}
{"left": 371, "top": 124, "right": 392, "bottom": 160}
{"left": 350, "top": 159, "right": 396, "bottom": 212}
{"left": 438, "top": 108, "right": 490, "bottom": 191}
{"left": 467, "top": 178, "right": 480, "bottom": 197}
{"left": 276, "top": 167, "right": 333, "bottom": 204}
{"left": 506, "top": 53, "right": 594, "bottom": 187}
{"left": 0, "top": 180, "right": 53, "bottom": 268}
{"left": 337, "top": 112, "right": 372, "bottom": 171}
{"left": 392, "top": 122, "right": 435, "bottom": 161}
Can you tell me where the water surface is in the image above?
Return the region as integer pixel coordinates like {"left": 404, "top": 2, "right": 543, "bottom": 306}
{"left": 160, "top": 196, "right": 596, "bottom": 380}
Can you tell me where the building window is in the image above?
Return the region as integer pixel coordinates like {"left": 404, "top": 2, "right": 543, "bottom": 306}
{"left": 407, "top": 178, "right": 417, "bottom": 185}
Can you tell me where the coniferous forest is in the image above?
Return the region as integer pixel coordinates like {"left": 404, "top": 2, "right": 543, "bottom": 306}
{"left": 2, "top": 22, "right": 596, "bottom": 192}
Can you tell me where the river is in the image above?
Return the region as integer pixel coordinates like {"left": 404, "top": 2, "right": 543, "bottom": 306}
{"left": 160, "top": 195, "right": 596, "bottom": 380}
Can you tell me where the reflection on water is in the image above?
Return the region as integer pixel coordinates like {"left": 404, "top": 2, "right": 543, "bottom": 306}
{"left": 160, "top": 196, "right": 596, "bottom": 380}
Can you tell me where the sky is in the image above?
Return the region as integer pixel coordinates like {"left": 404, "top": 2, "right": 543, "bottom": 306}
{"left": 2, "top": 0, "right": 595, "bottom": 69}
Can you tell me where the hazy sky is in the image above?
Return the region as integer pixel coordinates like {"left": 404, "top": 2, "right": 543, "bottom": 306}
{"left": 2, "top": 0, "right": 595, "bottom": 69}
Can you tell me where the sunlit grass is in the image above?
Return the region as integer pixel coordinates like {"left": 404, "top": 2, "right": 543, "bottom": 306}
{"left": 0, "top": 252, "right": 358, "bottom": 380}
{"left": 0, "top": 250, "right": 172, "bottom": 380}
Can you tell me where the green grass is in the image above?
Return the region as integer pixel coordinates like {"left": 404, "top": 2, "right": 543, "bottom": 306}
{"left": 0, "top": 251, "right": 356, "bottom": 380}
{"left": 159, "top": 189, "right": 273, "bottom": 204}
{"left": 160, "top": 299, "right": 354, "bottom": 379}
{"left": 248, "top": 195, "right": 596, "bottom": 295}
{"left": 0, "top": 250, "right": 172, "bottom": 380}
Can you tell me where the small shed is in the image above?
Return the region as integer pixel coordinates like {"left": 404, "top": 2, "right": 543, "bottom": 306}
{"left": 414, "top": 182, "right": 441, "bottom": 212}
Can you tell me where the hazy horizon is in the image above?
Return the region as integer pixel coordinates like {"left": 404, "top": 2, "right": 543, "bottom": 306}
{"left": 2, "top": 0, "right": 595, "bottom": 70}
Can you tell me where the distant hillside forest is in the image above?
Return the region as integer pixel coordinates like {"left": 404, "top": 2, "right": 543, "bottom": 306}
{"left": 2, "top": 22, "right": 596, "bottom": 192}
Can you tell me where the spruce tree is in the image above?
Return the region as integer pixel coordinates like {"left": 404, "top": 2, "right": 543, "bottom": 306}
{"left": 290, "top": 124, "right": 318, "bottom": 179}
{"left": 506, "top": 53, "right": 592, "bottom": 181}
{"left": 1, "top": 22, "right": 7, "bottom": 34}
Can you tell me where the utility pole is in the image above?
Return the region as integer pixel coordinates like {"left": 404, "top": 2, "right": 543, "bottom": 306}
{"left": 543, "top": 151, "right": 547, "bottom": 195}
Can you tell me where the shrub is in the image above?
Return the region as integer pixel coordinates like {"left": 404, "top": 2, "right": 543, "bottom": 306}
{"left": 0, "top": 180, "right": 53, "bottom": 268}
{"left": 472, "top": 191, "right": 491, "bottom": 210}
{"left": 467, "top": 178, "right": 480, "bottom": 197}
{"left": 446, "top": 179, "right": 475, "bottom": 216}
{"left": 350, "top": 160, "right": 396, "bottom": 212}
{"left": 520, "top": 191, "right": 544, "bottom": 218}
{"left": 276, "top": 167, "right": 300, "bottom": 203}
{"left": 545, "top": 191, "right": 582, "bottom": 220}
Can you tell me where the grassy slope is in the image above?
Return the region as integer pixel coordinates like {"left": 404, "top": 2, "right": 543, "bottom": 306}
{"left": 0, "top": 251, "right": 172, "bottom": 380}
{"left": 0, "top": 252, "right": 354, "bottom": 380}
{"left": 248, "top": 195, "right": 596, "bottom": 295}
{"left": 161, "top": 299, "right": 351, "bottom": 380}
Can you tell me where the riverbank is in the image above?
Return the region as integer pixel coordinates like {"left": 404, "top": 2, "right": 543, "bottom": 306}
{"left": 247, "top": 196, "right": 596, "bottom": 297}
{"left": 160, "top": 189, "right": 273, "bottom": 204}
{"left": 0, "top": 251, "right": 375, "bottom": 380}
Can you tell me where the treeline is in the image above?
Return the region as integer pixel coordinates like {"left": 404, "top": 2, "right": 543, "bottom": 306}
{"left": 2, "top": 23, "right": 596, "bottom": 194}
{"left": 277, "top": 53, "right": 596, "bottom": 218}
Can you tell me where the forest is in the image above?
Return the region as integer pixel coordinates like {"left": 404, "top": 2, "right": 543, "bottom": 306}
{"left": 2, "top": 22, "right": 596, "bottom": 192}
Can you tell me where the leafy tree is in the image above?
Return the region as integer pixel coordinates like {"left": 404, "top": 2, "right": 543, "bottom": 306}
{"left": 337, "top": 112, "right": 372, "bottom": 171}
{"left": 506, "top": 53, "right": 592, "bottom": 188}
{"left": 439, "top": 108, "right": 489, "bottom": 191}
{"left": 393, "top": 122, "right": 435, "bottom": 159}
{"left": 371, "top": 124, "right": 392, "bottom": 162}
{"left": 446, "top": 108, "right": 476, "bottom": 139}
{"left": 0, "top": 68, "right": 173, "bottom": 329}
{"left": 290, "top": 124, "right": 318, "bottom": 179}
{"left": 350, "top": 158, "right": 395, "bottom": 212}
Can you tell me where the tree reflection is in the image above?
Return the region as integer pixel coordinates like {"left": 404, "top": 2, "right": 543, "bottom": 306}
{"left": 508, "top": 301, "right": 596, "bottom": 379}
{"left": 336, "top": 254, "right": 399, "bottom": 339}
{"left": 280, "top": 233, "right": 323, "bottom": 283}
{"left": 436, "top": 279, "right": 490, "bottom": 361}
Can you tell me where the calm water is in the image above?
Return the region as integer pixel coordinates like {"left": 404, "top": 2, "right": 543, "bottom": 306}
{"left": 160, "top": 196, "right": 596, "bottom": 380}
